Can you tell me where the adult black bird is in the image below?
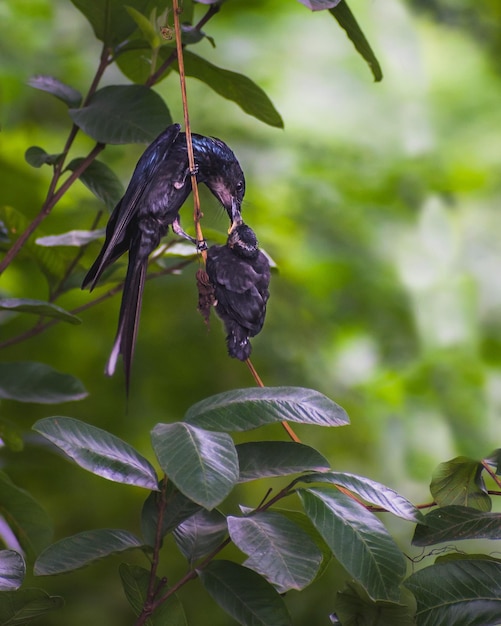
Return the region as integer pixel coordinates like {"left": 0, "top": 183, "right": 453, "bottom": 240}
{"left": 206, "top": 222, "right": 270, "bottom": 361}
{"left": 81, "top": 123, "right": 245, "bottom": 389}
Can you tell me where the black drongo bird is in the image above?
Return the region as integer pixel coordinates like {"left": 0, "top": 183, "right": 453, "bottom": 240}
{"left": 206, "top": 223, "right": 270, "bottom": 361}
{"left": 81, "top": 123, "right": 245, "bottom": 389}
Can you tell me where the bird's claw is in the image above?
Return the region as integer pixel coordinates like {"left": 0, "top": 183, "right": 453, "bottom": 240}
{"left": 197, "top": 239, "right": 208, "bottom": 252}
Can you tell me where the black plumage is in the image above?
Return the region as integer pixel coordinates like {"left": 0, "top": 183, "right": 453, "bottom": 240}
{"left": 206, "top": 223, "right": 270, "bottom": 361}
{"left": 81, "top": 123, "right": 245, "bottom": 389}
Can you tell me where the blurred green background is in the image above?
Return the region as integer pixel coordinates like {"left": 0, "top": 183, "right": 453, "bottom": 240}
{"left": 1, "top": 0, "right": 501, "bottom": 623}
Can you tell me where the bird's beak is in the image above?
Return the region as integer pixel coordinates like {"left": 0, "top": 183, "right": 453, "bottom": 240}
{"left": 228, "top": 198, "right": 243, "bottom": 234}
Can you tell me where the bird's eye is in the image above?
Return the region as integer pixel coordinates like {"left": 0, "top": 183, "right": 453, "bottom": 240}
{"left": 236, "top": 181, "right": 244, "bottom": 191}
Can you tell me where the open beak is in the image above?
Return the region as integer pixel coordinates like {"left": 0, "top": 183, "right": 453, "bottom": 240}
{"left": 228, "top": 198, "right": 243, "bottom": 234}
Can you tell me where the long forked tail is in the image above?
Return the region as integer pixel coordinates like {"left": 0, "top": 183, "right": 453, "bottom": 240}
{"left": 105, "top": 252, "right": 147, "bottom": 393}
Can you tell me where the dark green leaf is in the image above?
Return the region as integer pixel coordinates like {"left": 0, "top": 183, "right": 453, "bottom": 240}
{"left": 185, "top": 386, "right": 350, "bottom": 431}
{"left": 0, "top": 588, "right": 63, "bottom": 624}
{"left": 27, "top": 75, "right": 82, "bottom": 107}
{"left": 33, "top": 416, "right": 158, "bottom": 490}
{"left": 430, "top": 456, "right": 490, "bottom": 511}
{"left": 151, "top": 422, "right": 239, "bottom": 509}
{"left": 413, "top": 506, "right": 501, "bottom": 546}
{"left": 174, "top": 509, "right": 227, "bottom": 565}
{"left": 298, "top": 487, "right": 406, "bottom": 602}
{"left": 69, "top": 85, "right": 172, "bottom": 144}
{"left": 70, "top": 0, "right": 153, "bottom": 46}
{"left": 141, "top": 483, "right": 202, "bottom": 547}
{"left": 228, "top": 511, "right": 322, "bottom": 592}
{"left": 36, "top": 229, "right": 106, "bottom": 248}
{"left": 181, "top": 51, "right": 283, "bottom": 128}
{"left": 0, "top": 471, "right": 53, "bottom": 559}
{"left": 330, "top": 2, "right": 383, "bottom": 82}
{"left": 24, "top": 146, "right": 63, "bottom": 168}
{"left": 0, "top": 298, "right": 81, "bottom": 325}
{"left": 115, "top": 40, "right": 159, "bottom": 85}
{"left": 297, "top": 0, "right": 341, "bottom": 9}
{"left": 299, "top": 471, "right": 424, "bottom": 523}
{"left": 332, "top": 582, "right": 416, "bottom": 626}
{"left": 0, "top": 551, "right": 25, "bottom": 591}
{"left": 0, "top": 362, "right": 87, "bottom": 404}
{"left": 119, "top": 563, "right": 187, "bottom": 625}
{"left": 66, "top": 158, "right": 124, "bottom": 209}
{"left": 34, "top": 529, "right": 143, "bottom": 575}
{"left": 237, "top": 441, "right": 329, "bottom": 482}
{"left": 405, "top": 559, "right": 501, "bottom": 626}
{"left": 198, "top": 560, "right": 292, "bottom": 626}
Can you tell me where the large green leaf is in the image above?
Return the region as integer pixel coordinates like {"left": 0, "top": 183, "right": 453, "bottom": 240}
{"left": 36, "top": 229, "right": 106, "bottom": 248}
{"left": 298, "top": 487, "right": 406, "bottom": 602}
{"left": 0, "top": 588, "right": 63, "bottom": 624}
{"left": 173, "top": 509, "right": 227, "bottom": 565}
{"left": 0, "top": 362, "right": 87, "bottom": 404}
{"left": 405, "top": 559, "right": 501, "bottom": 626}
{"left": 0, "top": 472, "right": 53, "bottom": 559}
{"left": 184, "top": 386, "right": 349, "bottom": 431}
{"left": 151, "top": 423, "right": 239, "bottom": 509}
{"left": 69, "top": 85, "right": 172, "bottom": 144}
{"left": 34, "top": 529, "right": 143, "bottom": 575}
{"left": 180, "top": 51, "right": 283, "bottom": 128}
{"left": 0, "top": 298, "right": 81, "bottom": 325}
{"left": 430, "top": 457, "right": 490, "bottom": 511}
{"left": 330, "top": 2, "right": 383, "bottom": 82}
{"left": 299, "top": 471, "right": 424, "bottom": 523}
{"left": 141, "top": 483, "right": 202, "bottom": 547}
{"left": 66, "top": 158, "right": 124, "bottom": 209}
{"left": 33, "top": 417, "right": 158, "bottom": 490}
{"left": 0, "top": 551, "right": 25, "bottom": 591}
{"left": 228, "top": 511, "right": 322, "bottom": 592}
{"left": 237, "top": 441, "right": 330, "bottom": 482}
{"left": 413, "top": 506, "right": 501, "bottom": 546}
{"left": 27, "top": 75, "right": 82, "bottom": 107}
{"left": 332, "top": 582, "right": 416, "bottom": 626}
{"left": 119, "top": 563, "right": 187, "bottom": 625}
{"left": 198, "top": 560, "right": 291, "bottom": 626}
{"left": 70, "top": 0, "right": 154, "bottom": 46}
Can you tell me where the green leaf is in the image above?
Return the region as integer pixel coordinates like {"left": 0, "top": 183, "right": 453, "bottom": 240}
{"left": 34, "top": 529, "right": 143, "bottom": 575}
{"left": 0, "top": 362, "right": 87, "bottom": 404}
{"left": 27, "top": 75, "right": 82, "bottom": 107}
{"left": 141, "top": 483, "right": 202, "bottom": 547}
{"left": 70, "top": 0, "right": 153, "bottom": 46}
{"left": 299, "top": 472, "right": 424, "bottom": 523}
{"left": 24, "top": 146, "right": 63, "bottom": 168}
{"left": 0, "top": 588, "right": 64, "bottom": 624}
{"left": 151, "top": 422, "right": 239, "bottom": 509}
{"left": 298, "top": 487, "right": 406, "bottom": 602}
{"left": 330, "top": 2, "right": 383, "bottom": 82}
{"left": 0, "top": 551, "right": 25, "bottom": 591}
{"left": 228, "top": 511, "right": 322, "bottom": 592}
{"left": 405, "top": 559, "right": 501, "bottom": 626}
{"left": 184, "top": 386, "right": 350, "bottom": 431}
{"left": 332, "top": 582, "right": 416, "bottom": 626}
{"left": 0, "top": 206, "right": 69, "bottom": 288}
{"left": 173, "top": 509, "right": 227, "bottom": 565}
{"left": 119, "top": 563, "right": 187, "bottom": 625}
{"left": 0, "top": 298, "right": 81, "bottom": 325}
{"left": 33, "top": 416, "right": 158, "bottom": 490}
{"left": 69, "top": 85, "right": 172, "bottom": 144}
{"left": 66, "top": 158, "right": 124, "bottom": 209}
{"left": 126, "top": 6, "right": 161, "bottom": 49}
{"left": 115, "top": 40, "right": 158, "bottom": 85}
{"left": 198, "top": 560, "right": 292, "bottom": 626}
{"left": 413, "top": 506, "right": 501, "bottom": 546}
{"left": 0, "top": 471, "right": 53, "bottom": 559}
{"left": 237, "top": 441, "right": 330, "bottom": 482}
{"left": 181, "top": 51, "right": 283, "bottom": 128}
{"left": 430, "top": 456, "right": 490, "bottom": 511}
{"left": 36, "top": 229, "right": 106, "bottom": 248}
